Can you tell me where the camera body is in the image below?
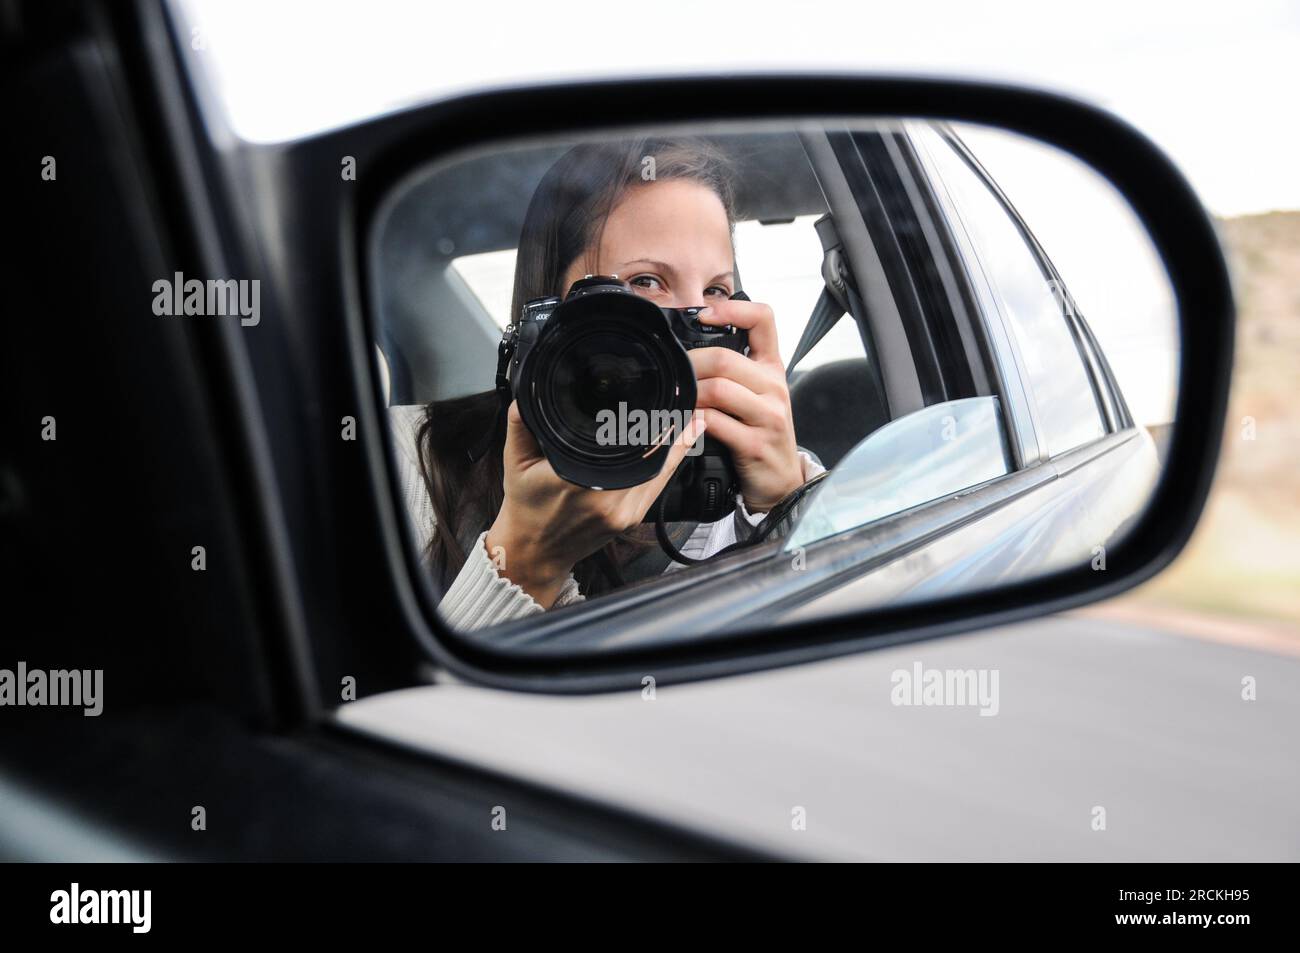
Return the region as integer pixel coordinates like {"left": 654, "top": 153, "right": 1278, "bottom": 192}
{"left": 499, "top": 275, "right": 749, "bottom": 523}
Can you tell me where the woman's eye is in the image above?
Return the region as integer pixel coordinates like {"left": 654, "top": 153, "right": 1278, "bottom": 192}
{"left": 630, "top": 275, "right": 664, "bottom": 293}
{"left": 705, "top": 285, "right": 730, "bottom": 298}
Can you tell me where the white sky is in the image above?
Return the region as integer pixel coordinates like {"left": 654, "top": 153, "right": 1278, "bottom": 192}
{"left": 175, "top": 0, "right": 1300, "bottom": 217}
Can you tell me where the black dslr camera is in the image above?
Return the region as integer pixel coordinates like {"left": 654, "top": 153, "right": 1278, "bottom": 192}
{"left": 496, "top": 275, "right": 750, "bottom": 523}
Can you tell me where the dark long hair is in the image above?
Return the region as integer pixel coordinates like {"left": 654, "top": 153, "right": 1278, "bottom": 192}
{"left": 416, "top": 136, "right": 739, "bottom": 596}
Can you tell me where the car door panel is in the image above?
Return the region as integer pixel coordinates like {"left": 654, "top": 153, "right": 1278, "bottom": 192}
{"left": 779, "top": 429, "right": 1158, "bottom": 620}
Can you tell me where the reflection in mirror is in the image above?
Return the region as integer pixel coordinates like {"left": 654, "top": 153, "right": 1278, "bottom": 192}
{"left": 369, "top": 117, "right": 1179, "bottom": 652}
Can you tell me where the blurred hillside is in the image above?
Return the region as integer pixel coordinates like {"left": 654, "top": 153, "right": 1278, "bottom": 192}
{"left": 1119, "top": 210, "right": 1300, "bottom": 628}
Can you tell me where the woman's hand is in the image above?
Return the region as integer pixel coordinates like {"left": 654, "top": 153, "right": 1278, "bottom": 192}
{"left": 485, "top": 400, "right": 707, "bottom": 607}
{"left": 691, "top": 298, "right": 804, "bottom": 512}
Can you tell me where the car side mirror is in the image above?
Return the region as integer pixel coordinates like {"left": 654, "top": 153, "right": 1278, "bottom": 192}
{"left": 347, "top": 76, "right": 1231, "bottom": 692}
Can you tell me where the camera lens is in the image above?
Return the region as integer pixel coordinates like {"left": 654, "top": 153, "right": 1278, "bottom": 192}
{"left": 539, "top": 325, "right": 672, "bottom": 457}
{"left": 515, "top": 286, "right": 697, "bottom": 489}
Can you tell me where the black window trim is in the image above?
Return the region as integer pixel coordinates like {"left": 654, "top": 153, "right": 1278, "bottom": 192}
{"left": 830, "top": 127, "right": 952, "bottom": 407}
{"left": 885, "top": 127, "right": 998, "bottom": 402}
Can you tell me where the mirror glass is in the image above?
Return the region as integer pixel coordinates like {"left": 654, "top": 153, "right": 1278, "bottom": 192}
{"left": 369, "top": 117, "right": 1179, "bottom": 652}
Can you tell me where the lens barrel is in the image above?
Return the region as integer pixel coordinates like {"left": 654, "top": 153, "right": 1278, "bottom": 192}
{"left": 512, "top": 277, "right": 746, "bottom": 521}
{"left": 515, "top": 283, "right": 697, "bottom": 490}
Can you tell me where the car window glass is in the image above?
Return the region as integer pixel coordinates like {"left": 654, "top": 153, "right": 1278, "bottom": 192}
{"left": 919, "top": 132, "right": 1106, "bottom": 457}
{"left": 788, "top": 396, "right": 1011, "bottom": 549}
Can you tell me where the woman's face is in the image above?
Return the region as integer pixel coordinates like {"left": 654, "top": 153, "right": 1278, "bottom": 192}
{"left": 561, "top": 178, "right": 735, "bottom": 308}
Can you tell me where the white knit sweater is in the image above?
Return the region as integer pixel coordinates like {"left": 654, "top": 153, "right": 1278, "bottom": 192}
{"left": 389, "top": 404, "right": 823, "bottom": 630}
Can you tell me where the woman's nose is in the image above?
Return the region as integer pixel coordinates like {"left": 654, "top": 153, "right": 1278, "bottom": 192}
{"left": 663, "top": 281, "right": 704, "bottom": 309}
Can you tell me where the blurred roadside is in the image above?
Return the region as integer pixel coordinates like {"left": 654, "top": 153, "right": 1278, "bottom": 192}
{"left": 1080, "top": 210, "right": 1300, "bottom": 645}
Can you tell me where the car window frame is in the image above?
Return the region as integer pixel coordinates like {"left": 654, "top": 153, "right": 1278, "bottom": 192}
{"left": 830, "top": 126, "right": 977, "bottom": 411}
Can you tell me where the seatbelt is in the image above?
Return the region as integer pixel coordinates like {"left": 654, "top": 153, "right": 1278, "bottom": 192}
{"left": 786, "top": 214, "right": 855, "bottom": 379}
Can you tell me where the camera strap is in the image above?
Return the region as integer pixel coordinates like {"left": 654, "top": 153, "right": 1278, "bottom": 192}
{"left": 658, "top": 469, "right": 832, "bottom": 566}
{"left": 465, "top": 324, "right": 517, "bottom": 464}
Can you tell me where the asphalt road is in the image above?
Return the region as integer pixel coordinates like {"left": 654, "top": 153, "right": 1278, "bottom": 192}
{"left": 340, "top": 614, "right": 1300, "bottom": 860}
